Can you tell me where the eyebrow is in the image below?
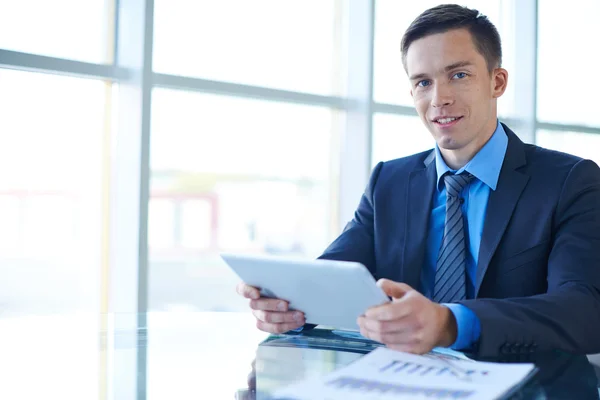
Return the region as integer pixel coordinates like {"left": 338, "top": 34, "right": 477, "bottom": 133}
{"left": 409, "top": 61, "right": 474, "bottom": 81}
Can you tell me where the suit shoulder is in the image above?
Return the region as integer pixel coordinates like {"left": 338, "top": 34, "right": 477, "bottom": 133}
{"left": 369, "top": 150, "right": 434, "bottom": 193}
{"left": 376, "top": 149, "right": 434, "bottom": 173}
{"left": 523, "top": 144, "right": 600, "bottom": 193}
{"left": 525, "top": 143, "right": 599, "bottom": 171}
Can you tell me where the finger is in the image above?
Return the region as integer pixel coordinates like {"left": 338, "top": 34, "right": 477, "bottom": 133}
{"left": 249, "top": 298, "right": 288, "bottom": 312}
{"left": 252, "top": 309, "right": 305, "bottom": 324}
{"left": 365, "top": 301, "right": 412, "bottom": 321}
{"left": 361, "top": 328, "right": 413, "bottom": 346}
{"left": 236, "top": 282, "right": 260, "bottom": 299}
{"left": 360, "top": 317, "right": 406, "bottom": 333}
{"left": 359, "top": 326, "right": 371, "bottom": 340}
{"left": 256, "top": 320, "right": 305, "bottom": 334}
{"left": 387, "top": 342, "right": 429, "bottom": 355}
{"left": 357, "top": 315, "right": 366, "bottom": 328}
{"left": 377, "top": 279, "right": 413, "bottom": 299}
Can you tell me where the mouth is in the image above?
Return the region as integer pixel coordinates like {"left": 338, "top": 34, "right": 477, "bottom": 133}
{"left": 432, "top": 116, "right": 463, "bottom": 127}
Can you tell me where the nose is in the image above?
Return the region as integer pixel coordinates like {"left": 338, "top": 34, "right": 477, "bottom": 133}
{"left": 431, "top": 82, "right": 454, "bottom": 108}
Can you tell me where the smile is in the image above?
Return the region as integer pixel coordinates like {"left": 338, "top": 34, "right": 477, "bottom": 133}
{"left": 432, "top": 116, "right": 463, "bottom": 127}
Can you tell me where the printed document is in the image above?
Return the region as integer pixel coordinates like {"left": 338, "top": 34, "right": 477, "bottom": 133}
{"left": 272, "top": 347, "right": 535, "bottom": 400}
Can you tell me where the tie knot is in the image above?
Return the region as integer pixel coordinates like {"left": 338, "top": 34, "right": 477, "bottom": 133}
{"left": 444, "top": 172, "right": 473, "bottom": 198}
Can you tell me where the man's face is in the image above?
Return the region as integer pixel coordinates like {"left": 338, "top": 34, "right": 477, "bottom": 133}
{"left": 405, "top": 28, "right": 507, "bottom": 155}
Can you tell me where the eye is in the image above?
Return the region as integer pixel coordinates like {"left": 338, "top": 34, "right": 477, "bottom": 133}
{"left": 417, "top": 80, "right": 431, "bottom": 87}
{"left": 452, "top": 72, "right": 467, "bottom": 79}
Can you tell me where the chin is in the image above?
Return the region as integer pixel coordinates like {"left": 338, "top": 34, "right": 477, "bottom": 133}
{"left": 436, "top": 137, "right": 463, "bottom": 150}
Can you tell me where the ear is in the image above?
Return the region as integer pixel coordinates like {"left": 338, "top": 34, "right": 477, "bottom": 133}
{"left": 492, "top": 67, "right": 508, "bottom": 98}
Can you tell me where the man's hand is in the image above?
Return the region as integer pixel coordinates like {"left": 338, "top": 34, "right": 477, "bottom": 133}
{"left": 236, "top": 283, "right": 306, "bottom": 334}
{"left": 357, "top": 279, "right": 457, "bottom": 354}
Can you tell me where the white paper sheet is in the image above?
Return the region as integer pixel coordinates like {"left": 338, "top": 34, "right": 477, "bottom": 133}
{"left": 272, "top": 347, "right": 535, "bottom": 400}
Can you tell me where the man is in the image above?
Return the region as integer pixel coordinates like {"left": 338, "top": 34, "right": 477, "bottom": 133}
{"left": 236, "top": 4, "right": 600, "bottom": 359}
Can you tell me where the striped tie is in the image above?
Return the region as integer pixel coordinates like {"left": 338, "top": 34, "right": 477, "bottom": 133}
{"left": 433, "top": 172, "right": 473, "bottom": 303}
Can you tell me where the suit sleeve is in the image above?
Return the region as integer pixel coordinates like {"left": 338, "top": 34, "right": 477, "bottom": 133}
{"left": 316, "top": 161, "right": 384, "bottom": 275}
{"left": 458, "top": 159, "right": 600, "bottom": 358}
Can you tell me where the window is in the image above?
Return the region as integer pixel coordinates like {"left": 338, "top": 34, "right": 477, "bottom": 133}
{"left": 537, "top": 0, "right": 600, "bottom": 127}
{"left": 536, "top": 130, "right": 600, "bottom": 167}
{"left": 0, "top": 0, "right": 112, "bottom": 63}
{"left": 0, "top": 69, "right": 105, "bottom": 399}
{"left": 0, "top": 69, "right": 106, "bottom": 316}
{"left": 371, "top": 114, "right": 434, "bottom": 167}
{"left": 149, "top": 88, "right": 338, "bottom": 312}
{"left": 153, "top": 0, "right": 339, "bottom": 95}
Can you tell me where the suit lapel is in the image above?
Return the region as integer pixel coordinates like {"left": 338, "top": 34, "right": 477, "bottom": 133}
{"left": 402, "top": 151, "right": 437, "bottom": 290}
{"left": 475, "top": 125, "right": 530, "bottom": 296}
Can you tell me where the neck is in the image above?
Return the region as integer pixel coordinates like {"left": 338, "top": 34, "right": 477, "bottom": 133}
{"left": 439, "top": 121, "right": 497, "bottom": 170}
{"left": 439, "top": 149, "right": 473, "bottom": 170}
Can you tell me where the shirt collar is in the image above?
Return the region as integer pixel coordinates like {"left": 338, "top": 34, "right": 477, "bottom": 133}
{"left": 435, "top": 120, "right": 508, "bottom": 191}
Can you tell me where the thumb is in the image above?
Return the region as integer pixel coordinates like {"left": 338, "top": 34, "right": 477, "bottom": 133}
{"left": 377, "top": 279, "right": 413, "bottom": 299}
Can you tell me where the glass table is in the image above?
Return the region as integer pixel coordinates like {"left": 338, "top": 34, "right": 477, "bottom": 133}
{"left": 1, "top": 312, "right": 598, "bottom": 399}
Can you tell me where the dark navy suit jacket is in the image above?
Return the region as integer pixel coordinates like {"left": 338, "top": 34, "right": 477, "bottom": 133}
{"left": 319, "top": 124, "right": 600, "bottom": 360}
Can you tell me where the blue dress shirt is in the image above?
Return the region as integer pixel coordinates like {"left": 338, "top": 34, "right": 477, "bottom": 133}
{"left": 422, "top": 121, "right": 508, "bottom": 350}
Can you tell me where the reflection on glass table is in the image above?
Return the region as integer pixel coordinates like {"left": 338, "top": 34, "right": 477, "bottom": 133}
{"left": 3, "top": 312, "right": 599, "bottom": 399}
{"left": 243, "top": 332, "right": 600, "bottom": 400}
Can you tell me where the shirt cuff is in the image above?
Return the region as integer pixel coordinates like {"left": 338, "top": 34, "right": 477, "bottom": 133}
{"left": 442, "top": 304, "right": 481, "bottom": 350}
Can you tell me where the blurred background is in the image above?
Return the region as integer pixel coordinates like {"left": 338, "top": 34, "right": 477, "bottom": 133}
{"left": 0, "top": 0, "right": 599, "bottom": 397}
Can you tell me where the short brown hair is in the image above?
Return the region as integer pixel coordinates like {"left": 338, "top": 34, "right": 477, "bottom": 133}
{"left": 401, "top": 4, "right": 502, "bottom": 73}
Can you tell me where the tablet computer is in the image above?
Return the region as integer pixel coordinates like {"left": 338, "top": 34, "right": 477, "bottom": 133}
{"left": 221, "top": 253, "right": 389, "bottom": 331}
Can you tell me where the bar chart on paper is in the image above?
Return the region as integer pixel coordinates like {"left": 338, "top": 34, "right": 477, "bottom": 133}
{"left": 272, "top": 347, "right": 535, "bottom": 400}
{"left": 377, "top": 358, "right": 489, "bottom": 380}
{"left": 325, "top": 376, "right": 474, "bottom": 399}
